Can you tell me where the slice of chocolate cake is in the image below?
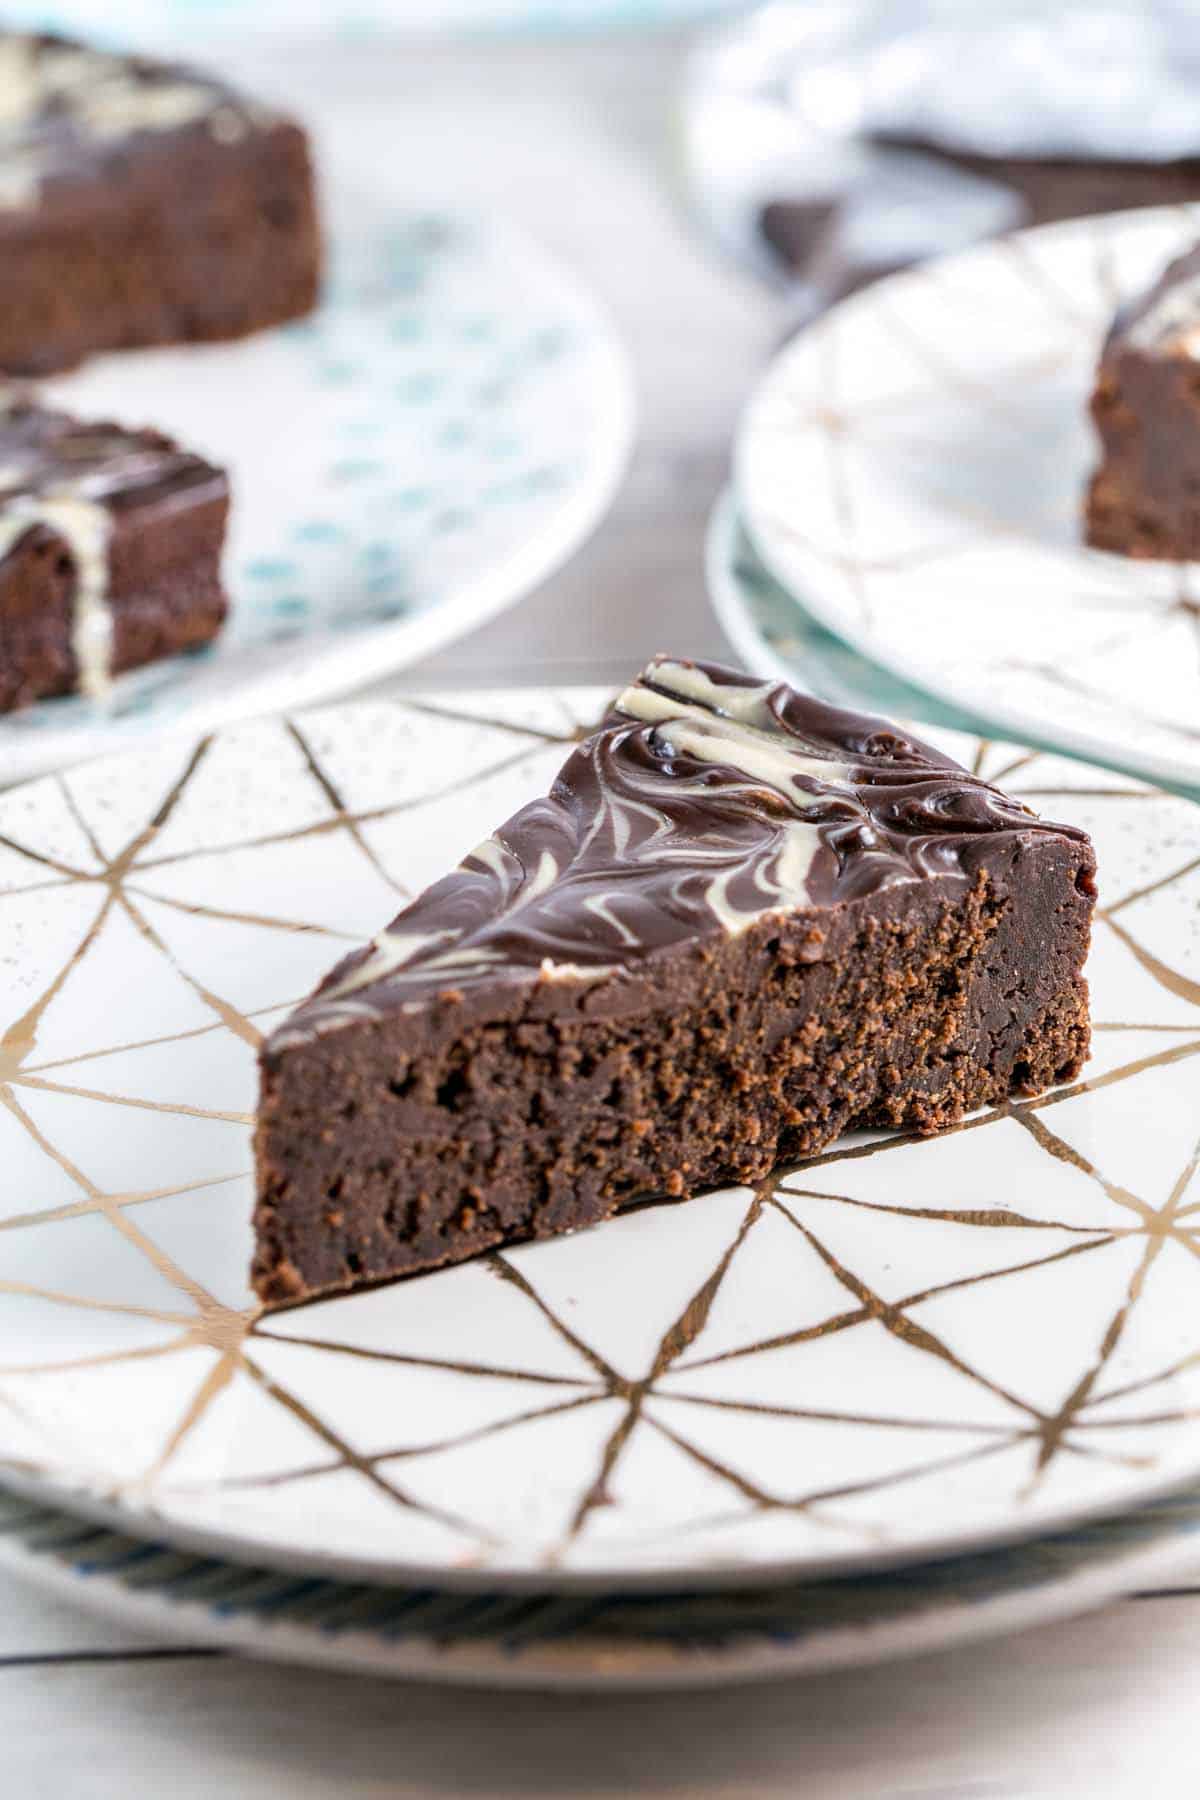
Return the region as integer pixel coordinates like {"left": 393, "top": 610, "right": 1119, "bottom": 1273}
{"left": 0, "top": 32, "right": 320, "bottom": 375}
{"left": 0, "top": 397, "right": 229, "bottom": 711}
{"left": 253, "top": 659, "right": 1096, "bottom": 1309}
{"left": 1086, "top": 240, "right": 1200, "bottom": 558}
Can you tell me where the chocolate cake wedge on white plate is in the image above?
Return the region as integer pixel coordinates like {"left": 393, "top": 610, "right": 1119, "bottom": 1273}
{"left": 253, "top": 657, "right": 1096, "bottom": 1307}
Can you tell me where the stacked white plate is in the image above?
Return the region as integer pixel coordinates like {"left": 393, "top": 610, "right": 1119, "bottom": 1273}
{"left": 2, "top": 681, "right": 1200, "bottom": 1684}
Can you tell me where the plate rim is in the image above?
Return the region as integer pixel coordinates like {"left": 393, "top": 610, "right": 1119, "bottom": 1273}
{"left": 733, "top": 201, "right": 1200, "bottom": 795}
{"left": 2, "top": 1479, "right": 1197, "bottom": 1690}
{"left": 705, "top": 483, "right": 1181, "bottom": 781}
{"left": 706, "top": 484, "right": 821, "bottom": 692}
{"left": 11, "top": 1448, "right": 1200, "bottom": 1598}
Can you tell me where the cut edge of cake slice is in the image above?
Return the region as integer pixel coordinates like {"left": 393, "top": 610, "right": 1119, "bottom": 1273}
{"left": 252, "top": 657, "right": 1096, "bottom": 1309}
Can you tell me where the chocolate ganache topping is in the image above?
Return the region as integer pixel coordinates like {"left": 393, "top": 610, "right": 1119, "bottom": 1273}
{"left": 0, "top": 398, "right": 225, "bottom": 701}
{"left": 270, "top": 658, "right": 1088, "bottom": 1050}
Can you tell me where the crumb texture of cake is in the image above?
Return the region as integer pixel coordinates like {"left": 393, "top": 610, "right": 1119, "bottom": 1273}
{"left": 253, "top": 659, "right": 1097, "bottom": 1308}
{"left": 0, "top": 398, "right": 229, "bottom": 711}
{"left": 0, "top": 32, "right": 320, "bottom": 374}
{"left": 1086, "top": 240, "right": 1200, "bottom": 559}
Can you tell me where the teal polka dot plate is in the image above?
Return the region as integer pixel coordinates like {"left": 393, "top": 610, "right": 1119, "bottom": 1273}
{"left": 0, "top": 209, "right": 634, "bottom": 785}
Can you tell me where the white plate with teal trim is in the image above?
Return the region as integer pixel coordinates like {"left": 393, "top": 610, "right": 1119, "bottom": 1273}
{"left": 705, "top": 487, "right": 987, "bottom": 731}
{"left": 0, "top": 208, "right": 634, "bottom": 787}
{"left": 736, "top": 203, "right": 1200, "bottom": 795}
{"left": 2, "top": 1484, "right": 1198, "bottom": 1689}
{"left": 2, "top": 685, "right": 1200, "bottom": 1592}
{"left": 704, "top": 487, "right": 1200, "bottom": 795}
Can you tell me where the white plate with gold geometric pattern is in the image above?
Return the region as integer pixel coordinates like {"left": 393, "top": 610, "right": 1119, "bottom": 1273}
{"left": 0, "top": 686, "right": 1198, "bottom": 1590}
{"left": 737, "top": 204, "right": 1200, "bottom": 793}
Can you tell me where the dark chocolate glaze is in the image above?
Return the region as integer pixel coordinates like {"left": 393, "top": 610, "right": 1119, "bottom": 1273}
{"left": 269, "top": 658, "right": 1091, "bottom": 1050}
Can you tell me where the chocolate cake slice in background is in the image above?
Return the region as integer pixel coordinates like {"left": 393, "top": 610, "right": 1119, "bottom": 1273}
{"left": 253, "top": 659, "right": 1096, "bottom": 1309}
{"left": 1086, "top": 241, "right": 1200, "bottom": 559}
{"left": 0, "top": 32, "right": 320, "bottom": 375}
{"left": 0, "top": 398, "right": 229, "bottom": 711}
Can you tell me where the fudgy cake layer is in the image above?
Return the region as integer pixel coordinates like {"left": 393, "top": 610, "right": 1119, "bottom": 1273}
{"left": 255, "top": 856, "right": 1090, "bottom": 1306}
{"left": 0, "top": 34, "right": 320, "bottom": 375}
{"left": 0, "top": 119, "right": 318, "bottom": 376}
{"left": 253, "top": 659, "right": 1096, "bottom": 1309}
{"left": 1086, "top": 241, "right": 1200, "bottom": 559}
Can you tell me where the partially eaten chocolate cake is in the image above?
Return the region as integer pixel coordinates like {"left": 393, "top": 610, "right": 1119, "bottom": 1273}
{"left": 253, "top": 659, "right": 1096, "bottom": 1308}
{"left": 1087, "top": 239, "right": 1200, "bottom": 559}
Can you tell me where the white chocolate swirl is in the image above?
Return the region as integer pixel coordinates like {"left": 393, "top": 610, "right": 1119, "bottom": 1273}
{"left": 268, "top": 658, "right": 1081, "bottom": 1052}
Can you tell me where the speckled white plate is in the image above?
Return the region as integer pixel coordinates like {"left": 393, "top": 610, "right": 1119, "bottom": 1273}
{"left": 737, "top": 203, "right": 1200, "bottom": 793}
{"left": 0, "top": 686, "right": 1199, "bottom": 1590}
{"left": 0, "top": 206, "right": 633, "bottom": 787}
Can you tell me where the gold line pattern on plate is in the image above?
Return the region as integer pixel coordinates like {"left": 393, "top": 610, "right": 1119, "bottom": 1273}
{"left": 745, "top": 207, "right": 1200, "bottom": 778}
{"left": 0, "top": 688, "right": 1197, "bottom": 1575}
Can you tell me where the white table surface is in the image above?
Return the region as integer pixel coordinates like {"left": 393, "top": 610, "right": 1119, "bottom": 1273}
{"left": 8, "top": 27, "right": 1200, "bottom": 1800}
